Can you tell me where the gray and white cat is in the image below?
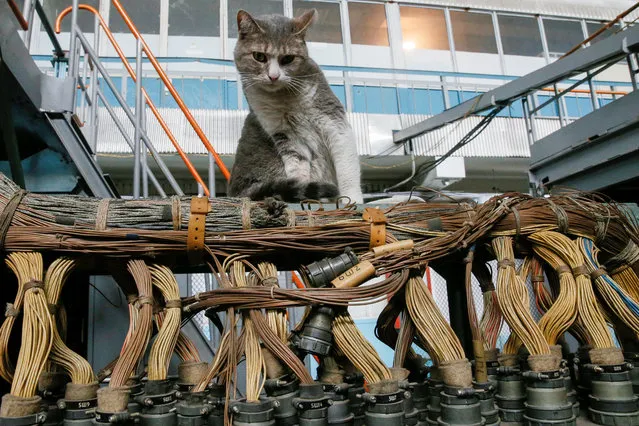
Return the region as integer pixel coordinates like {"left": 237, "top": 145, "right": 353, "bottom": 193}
{"left": 228, "top": 9, "right": 363, "bottom": 203}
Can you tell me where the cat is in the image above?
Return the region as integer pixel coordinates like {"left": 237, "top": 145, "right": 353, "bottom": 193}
{"left": 228, "top": 9, "right": 363, "bottom": 203}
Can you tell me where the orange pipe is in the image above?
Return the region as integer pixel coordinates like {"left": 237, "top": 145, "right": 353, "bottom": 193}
{"left": 56, "top": 5, "right": 210, "bottom": 196}
{"left": 110, "top": 0, "right": 230, "bottom": 181}
{"left": 8, "top": 0, "right": 29, "bottom": 30}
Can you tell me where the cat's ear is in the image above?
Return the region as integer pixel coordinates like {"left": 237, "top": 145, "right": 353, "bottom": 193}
{"left": 237, "top": 10, "right": 263, "bottom": 36}
{"left": 292, "top": 9, "right": 317, "bottom": 37}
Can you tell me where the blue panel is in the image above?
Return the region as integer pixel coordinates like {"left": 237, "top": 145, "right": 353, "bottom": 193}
{"left": 537, "top": 95, "right": 558, "bottom": 117}
{"left": 97, "top": 77, "right": 122, "bottom": 107}
{"left": 448, "top": 90, "right": 462, "bottom": 107}
{"left": 181, "top": 79, "right": 203, "bottom": 109}
{"left": 413, "top": 89, "right": 430, "bottom": 114}
{"left": 381, "top": 87, "right": 399, "bottom": 114}
{"left": 564, "top": 95, "right": 580, "bottom": 117}
{"left": 509, "top": 102, "right": 524, "bottom": 118}
{"left": 599, "top": 97, "right": 614, "bottom": 107}
{"left": 200, "top": 80, "right": 223, "bottom": 109}
{"left": 577, "top": 96, "right": 594, "bottom": 116}
{"left": 161, "top": 78, "right": 179, "bottom": 108}
{"left": 330, "top": 85, "right": 347, "bottom": 106}
{"left": 352, "top": 85, "right": 367, "bottom": 113}
{"left": 225, "top": 81, "right": 239, "bottom": 110}
{"left": 429, "top": 89, "right": 445, "bottom": 114}
{"left": 143, "top": 78, "right": 162, "bottom": 106}
{"left": 398, "top": 88, "right": 415, "bottom": 114}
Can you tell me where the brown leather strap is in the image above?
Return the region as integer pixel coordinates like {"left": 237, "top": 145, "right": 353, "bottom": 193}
{"left": 590, "top": 268, "right": 607, "bottom": 281}
{"left": 497, "top": 259, "right": 515, "bottom": 269}
{"left": 531, "top": 275, "right": 545, "bottom": 283}
{"left": 24, "top": 280, "right": 44, "bottom": 292}
{"left": 165, "top": 299, "right": 182, "bottom": 309}
{"left": 362, "top": 208, "right": 387, "bottom": 249}
{"left": 572, "top": 265, "right": 589, "bottom": 277}
{"left": 556, "top": 265, "right": 571, "bottom": 275}
{"left": 187, "top": 196, "right": 210, "bottom": 261}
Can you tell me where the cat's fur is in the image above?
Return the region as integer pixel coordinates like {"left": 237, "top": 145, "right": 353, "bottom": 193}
{"left": 228, "top": 9, "right": 363, "bottom": 203}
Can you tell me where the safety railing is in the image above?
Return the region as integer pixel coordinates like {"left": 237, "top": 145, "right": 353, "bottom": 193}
{"left": 108, "top": 0, "right": 229, "bottom": 183}
{"left": 55, "top": 1, "right": 234, "bottom": 198}
{"left": 55, "top": 4, "right": 213, "bottom": 197}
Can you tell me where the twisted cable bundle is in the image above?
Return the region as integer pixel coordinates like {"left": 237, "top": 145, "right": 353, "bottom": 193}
{"left": 492, "top": 237, "right": 550, "bottom": 357}
{"left": 6, "top": 253, "right": 53, "bottom": 397}
{"left": 148, "top": 265, "right": 181, "bottom": 380}
{"left": 44, "top": 258, "right": 94, "bottom": 384}
{"left": 110, "top": 260, "right": 153, "bottom": 387}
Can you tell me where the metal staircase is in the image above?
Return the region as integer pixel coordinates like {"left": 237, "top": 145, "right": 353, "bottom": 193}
{"left": 1, "top": 0, "right": 231, "bottom": 198}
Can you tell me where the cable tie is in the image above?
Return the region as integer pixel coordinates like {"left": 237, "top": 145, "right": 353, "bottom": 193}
{"left": 136, "top": 296, "right": 153, "bottom": 308}
{"left": 497, "top": 259, "right": 515, "bottom": 269}
{"left": 556, "top": 265, "right": 571, "bottom": 275}
{"left": 261, "top": 277, "right": 279, "bottom": 287}
{"left": 590, "top": 268, "right": 607, "bottom": 281}
{"left": 572, "top": 265, "right": 589, "bottom": 278}
{"left": 24, "top": 280, "right": 44, "bottom": 291}
{"left": 165, "top": 299, "right": 182, "bottom": 309}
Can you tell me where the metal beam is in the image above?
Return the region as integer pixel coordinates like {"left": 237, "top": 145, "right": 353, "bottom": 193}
{"left": 393, "top": 25, "right": 639, "bottom": 144}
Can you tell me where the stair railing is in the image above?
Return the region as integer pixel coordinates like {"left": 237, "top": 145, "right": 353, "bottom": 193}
{"left": 57, "top": 4, "right": 214, "bottom": 197}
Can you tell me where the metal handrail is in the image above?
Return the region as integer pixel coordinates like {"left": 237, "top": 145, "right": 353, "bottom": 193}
{"left": 7, "top": 0, "right": 28, "bottom": 30}
{"left": 109, "top": 0, "right": 230, "bottom": 182}
{"left": 55, "top": 4, "right": 211, "bottom": 196}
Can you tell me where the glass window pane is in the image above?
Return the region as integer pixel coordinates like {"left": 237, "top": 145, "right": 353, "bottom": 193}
{"left": 498, "top": 15, "right": 543, "bottom": 57}
{"left": 293, "top": 1, "right": 342, "bottom": 44}
{"left": 169, "top": 0, "right": 221, "bottom": 36}
{"left": 228, "top": 0, "right": 284, "bottom": 38}
{"left": 450, "top": 11, "right": 497, "bottom": 54}
{"left": 348, "top": 2, "right": 389, "bottom": 46}
{"left": 587, "top": 22, "right": 617, "bottom": 45}
{"left": 544, "top": 19, "right": 584, "bottom": 55}
{"left": 111, "top": 0, "right": 161, "bottom": 34}
{"left": 399, "top": 6, "right": 448, "bottom": 51}
{"left": 42, "top": 0, "right": 99, "bottom": 32}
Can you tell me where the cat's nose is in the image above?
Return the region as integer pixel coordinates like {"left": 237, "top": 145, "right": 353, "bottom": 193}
{"left": 268, "top": 73, "right": 280, "bottom": 82}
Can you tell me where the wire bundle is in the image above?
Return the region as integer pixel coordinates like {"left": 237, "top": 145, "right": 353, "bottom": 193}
{"left": 474, "top": 262, "right": 503, "bottom": 350}
{"left": 147, "top": 265, "right": 181, "bottom": 381}
{"left": 578, "top": 238, "right": 639, "bottom": 334}
{"left": 44, "top": 258, "right": 95, "bottom": 384}
{"left": 231, "top": 262, "right": 265, "bottom": 402}
{"left": 333, "top": 310, "right": 391, "bottom": 384}
{"left": 110, "top": 260, "right": 153, "bottom": 387}
{"left": 6, "top": 253, "right": 53, "bottom": 397}
{"left": 405, "top": 274, "right": 465, "bottom": 364}
{"left": 529, "top": 232, "right": 579, "bottom": 345}
{"left": 492, "top": 237, "right": 549, "bottom": 356}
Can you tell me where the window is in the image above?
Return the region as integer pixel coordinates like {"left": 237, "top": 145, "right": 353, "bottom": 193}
{"left": 169, "top": 0, "right": 221, "bottom": 36}
{"left": 43, "top": 0, "right": 99, "bottom": 32}
{"left": 293, "top": 1, "right": 342, "bottom": 44}
{"left": 110, "top": 0, "right": 161, "bottom": 34}
{"left": 543, "top": 19, "right": 584, "bottom": 55}
{"left": 498, "top": 15, "right": 543, "bottom": 57}
{"left": 450, "top": 10, "right": 497, "bottom": 54}
{"left": 586, "top": 22, "right": 617, "bottom": 45}
{"left": 399, "top": 6, "right": 449, "bottom": 51}
{"left": 228, "top": 0, "right": 284, "bottom": 38}
{"left": 348, "top": 2, "right": 389, "bottom": 46}
{"left": 352, "top": 86, "right": 398, "bottom": 114}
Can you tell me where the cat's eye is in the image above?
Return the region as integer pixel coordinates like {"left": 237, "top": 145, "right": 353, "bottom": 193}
{"left": 252, "top": 52, "right": 267, "bottom": 63}
{"left": 279, "top": 55, "right": 295, "bottom": 65}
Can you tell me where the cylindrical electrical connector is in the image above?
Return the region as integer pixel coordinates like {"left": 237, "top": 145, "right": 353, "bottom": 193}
{"left": 296, "top": 306, "right": 335, "bottom": 356}
{"left": 437, "top": 387, "right": 484, "bottom": 426}
{"left": 626, "top": 352, "right": 639, "bottom": 396}
{"left": 206, "top": 385, "right": 225, "bottom": 426}
{"left": 264, "top": 376, "right": 300, "bottom": 426}
{"left": 293, "top": 383, "right": 330, "bottom": 426}
{"left": 426, "top": 380, "right": 444, "bottom": 426}
{"left": 62, "top": 382, "right": 99, "bottom": 426}
{"left": 300, "top": 249, "right": 358, "bottom": 289}
{"left": 410, "top": 381, "right": 429, "bottom": 426}
{"left": 362, "top": 386, "right": 405, "bottom": 426}
{"left": 522, "top": 370, "right": 575, "bottom": 426}
{"left": 345, "top": 375, "right": 365, "bottom": 426}
{"left": 137, "top": 380, "right": 178, "bottom": 426}
{"left": 473, "top": 381, "right": 498, "bottom": 426}
{"left": 176, "top": 392, "right": 212, "bottom": 426}
{"left": 587, "top": 363, "right": 639, "bottom": 425}
{"left": 230, "top": 400, "right": 276, "bottom": 426}
{"left": 495, "top": 368, "right": 525, "bottom": 422}
{"left": 323, "top": 384, "right": 354, "bottom": 426}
